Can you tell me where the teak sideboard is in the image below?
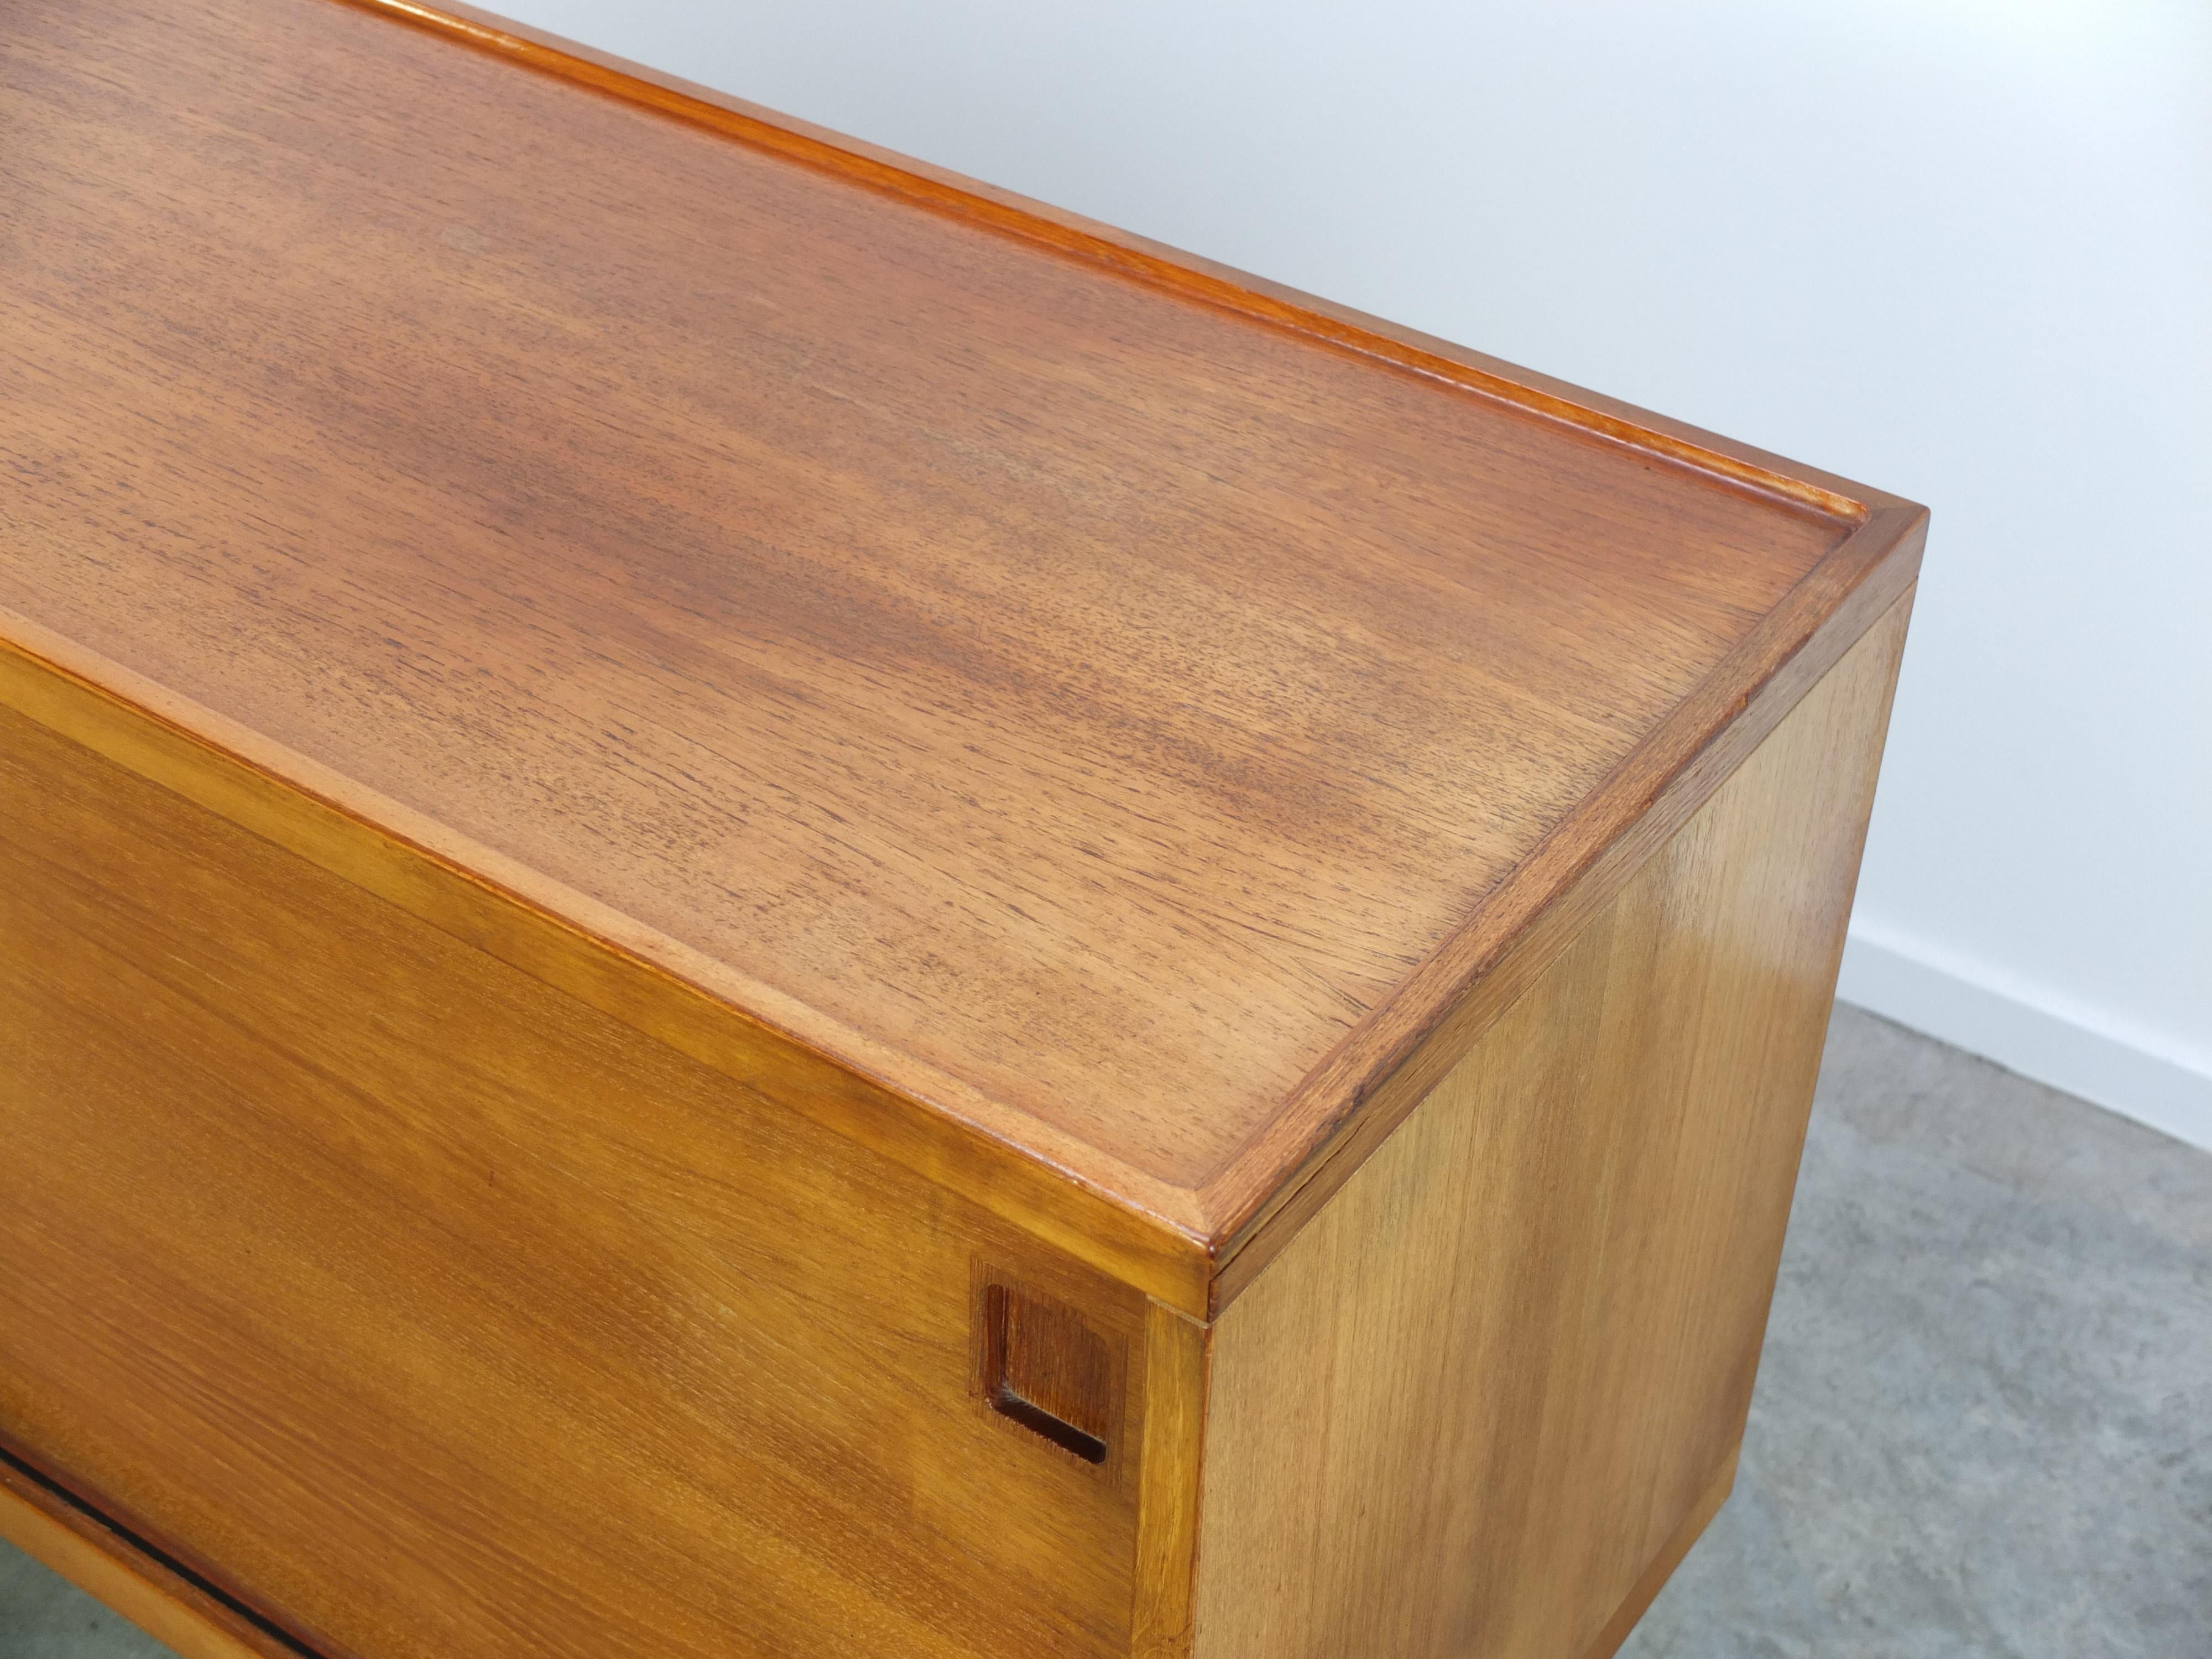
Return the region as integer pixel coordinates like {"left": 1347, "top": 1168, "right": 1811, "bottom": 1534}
{"left": 0, "top": 2, "right": 1927, "bottom": 1656}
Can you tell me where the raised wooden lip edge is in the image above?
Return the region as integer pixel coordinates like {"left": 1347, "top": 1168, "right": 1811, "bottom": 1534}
{"left": 1203, "top": 519, "right": 1923, "bottom": 1310}
{"left": 11, "top": 0, "right": 1931, "bottom": 1317}
{"left": 321, "top": 0, "right": 1930, "bottom": 1266}
{"left": 343, "top": 0, "right": 1886, "bottom": 529}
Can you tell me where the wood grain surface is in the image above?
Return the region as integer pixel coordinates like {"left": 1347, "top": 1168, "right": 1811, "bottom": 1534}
{"left": 0, "top": 700, "right": 1193, "bottom": 1659}
{"left": 0, "top": 618, "right": 1212, "bottom": 1312}
{"left": 1191, "top": 596, "right": 1912, "bottom": 1659}
{"left": 0, "top": 0, "right": 1924, "bottom": 1256}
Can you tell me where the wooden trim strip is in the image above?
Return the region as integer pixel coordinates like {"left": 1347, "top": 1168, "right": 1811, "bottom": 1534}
{"left": 0, "top": 1449, "right": 319, "bottom": 1659}
{"left": 342, "top": 0, "right": 1869, "bottom": 526}
{"left": 1131, "top": 1302, "right": 1209, "bottom": 1659}
{"left": 1206, "top": 519, "right": 1924, "bottom": 1309}
{"left": 0, "top": 616, "right": 1212, "bottom": 1317}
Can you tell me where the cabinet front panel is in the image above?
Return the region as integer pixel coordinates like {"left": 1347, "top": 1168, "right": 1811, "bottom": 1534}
{"left": 0, "top": 701, "right": 1149, "bottom": 1659}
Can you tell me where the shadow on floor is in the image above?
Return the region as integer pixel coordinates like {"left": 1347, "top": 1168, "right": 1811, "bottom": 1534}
{"left": 3, "top": 1005, "right": 2208, "bottom": 1657}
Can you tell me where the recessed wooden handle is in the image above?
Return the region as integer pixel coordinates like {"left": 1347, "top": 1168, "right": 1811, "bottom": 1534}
{"left": 980, "top": 1282, "right": 1112, "bottom": 1464}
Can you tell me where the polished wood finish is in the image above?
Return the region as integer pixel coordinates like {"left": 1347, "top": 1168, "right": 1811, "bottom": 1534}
{"left": 1, "top": 0, "right": 1926, "bottom": 1652}
{"left": 1, "top": 0, "right": 1922, "bottom": 1283}
{"left": 0, "top": 618, "right": 1208, "bottom": 1316}
{"left": 1207, "top": 536, "right": 1915, "bottom": 1312}
{"left": 0, "top": 700, "right": 1172, "bottom": 1659}
{"left": 1190, "top": 599, "right": 1911, "bottom": 1659}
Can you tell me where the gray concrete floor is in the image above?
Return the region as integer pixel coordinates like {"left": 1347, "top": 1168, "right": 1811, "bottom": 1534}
{"left": 3, "top": 1005, "right": 2208, "bottom": 1657}
{"left": 1621, "top": 1006, "right": 2212, "bottom": 1658}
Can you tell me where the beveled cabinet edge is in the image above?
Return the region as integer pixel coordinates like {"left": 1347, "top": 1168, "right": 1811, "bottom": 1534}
{"left": 1207, "top": 515, "right": 1926, "bottom": 1312}
{"left": 14, "top": 0, "right": 1930, "bottom": 1323}
{"left": 0, "top": 613, "right": 1214, "bottom": 1318}
{"left": 348, "top": 0, "right": 1883, "bottom": 528}
{"left": 333, "top": 0, "right": 1924, "bottom": 1276}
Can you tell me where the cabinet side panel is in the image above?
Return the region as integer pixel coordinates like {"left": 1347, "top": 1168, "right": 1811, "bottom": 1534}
{"left": 1192, "top": 596, "right": 1911, "bottom": 1659}
{"left": 0, "top": 702, "right": 1154, "bottom": 1659}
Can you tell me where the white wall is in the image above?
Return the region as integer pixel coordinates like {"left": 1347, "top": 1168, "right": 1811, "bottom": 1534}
{"left": 493, "top": 0, "right": 2212, "bottom": 1147}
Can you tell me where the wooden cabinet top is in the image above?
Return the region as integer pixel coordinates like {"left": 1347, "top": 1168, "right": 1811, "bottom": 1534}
{"left": 1, "top": 0, "right": 1923, "bottom": 1303}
